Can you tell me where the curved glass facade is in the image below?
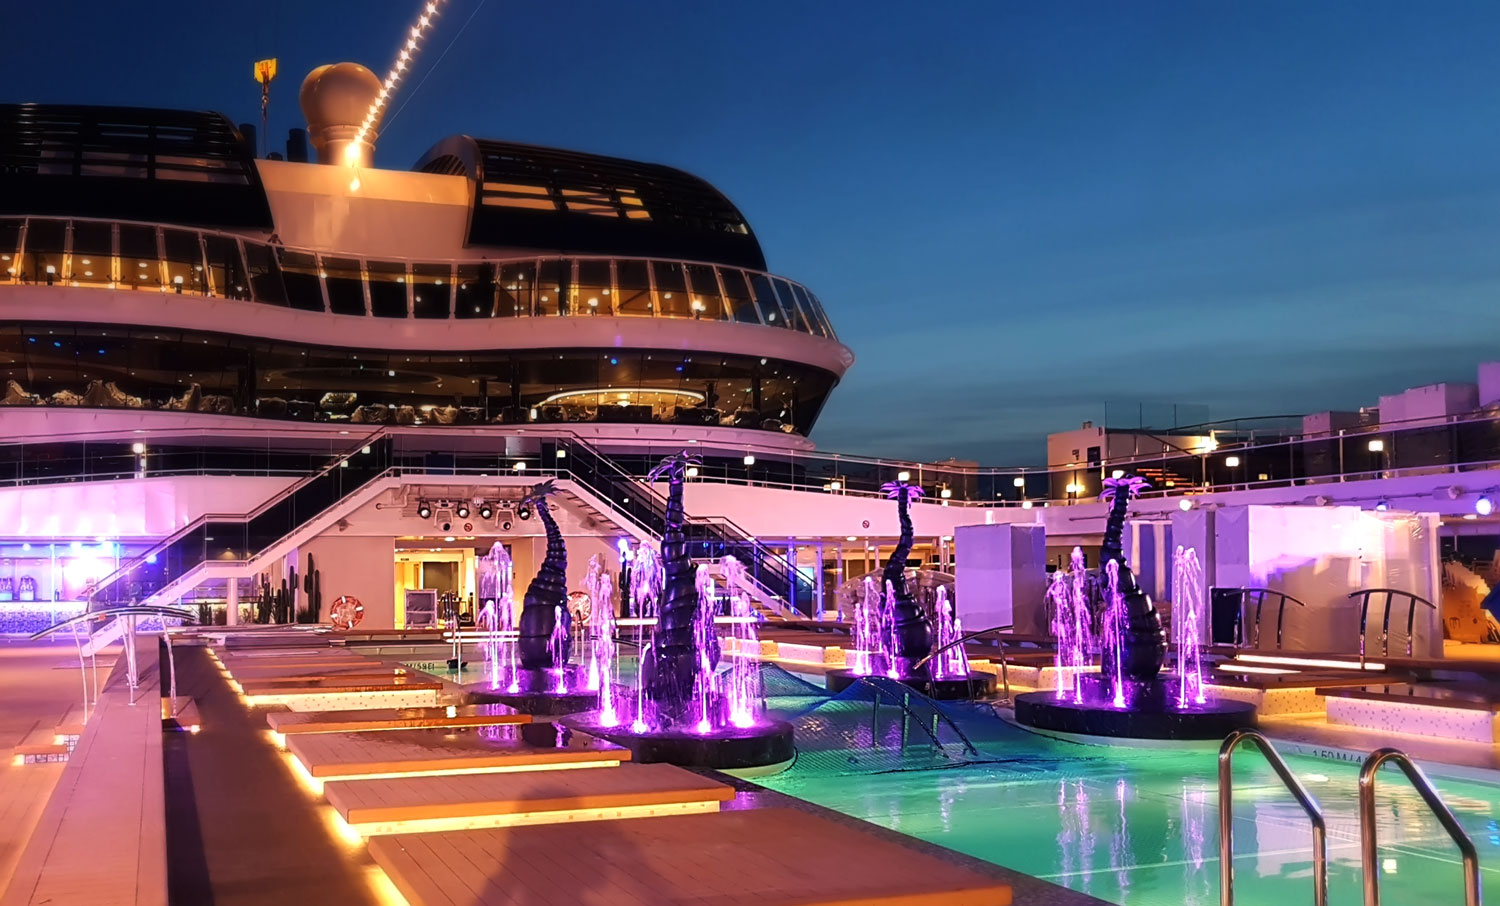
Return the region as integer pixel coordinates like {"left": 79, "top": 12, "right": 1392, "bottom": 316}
{"left": 0, "top": 216, "right": 837, "bottom": 339}
{"left": 0, "top": 324, "right": 838, "bottom": 434}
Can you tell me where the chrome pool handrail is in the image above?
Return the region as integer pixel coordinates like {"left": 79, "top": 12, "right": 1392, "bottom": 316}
{"left": 1351, "top": 589, "right": 1435, "bottom": 666}
{"left": 1218, "top": 729, "right": 1327, "bottom": 906}
{"left": 910, "top": 623, "right": 1013, "bottom": 702}
{"left": 1358, "top": 747, "right": 1479, "bottom": 906}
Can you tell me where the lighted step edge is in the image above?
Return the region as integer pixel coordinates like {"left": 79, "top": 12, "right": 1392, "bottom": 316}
{"left": 324, "top": 762, "right": 730, "bottom": 835}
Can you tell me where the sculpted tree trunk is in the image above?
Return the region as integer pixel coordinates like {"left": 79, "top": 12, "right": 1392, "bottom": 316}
{"left": 1099, "top": 475, "right": 1166, "bottom": 681}
{"left": 518, "top": 481, "right": 569, "bottom": 669}
{"left": 881, "top": 480, "right": 932, "bottom": 674}
{"left": 644, "top": 451, "right": 706, "bottom": 723}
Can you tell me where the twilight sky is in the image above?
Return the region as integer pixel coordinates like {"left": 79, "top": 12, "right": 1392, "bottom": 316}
{"left": 7, "top": 1, "right": 1500, "bottom": 464}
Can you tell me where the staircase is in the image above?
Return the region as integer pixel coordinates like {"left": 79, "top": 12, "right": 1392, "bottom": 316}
{"left": 548, "top": 437, "right": 811, "bottom": 615}
{"left": 86, "top": 433, "right": 391, "bottom": 610}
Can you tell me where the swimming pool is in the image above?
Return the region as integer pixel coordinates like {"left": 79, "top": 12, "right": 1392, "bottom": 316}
{"left": 756, "top": 697, "right": 1500, "bottom": 906}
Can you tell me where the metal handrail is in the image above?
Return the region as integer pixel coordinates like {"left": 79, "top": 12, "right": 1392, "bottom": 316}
{"left": 1221, "top": 588, "right": 1308, "bottom": 650}
{"left": 1218, "top": 729, "right": 1327, "bottom": 906}
{"left": 1359, "top": 747, "right": 1480, "bottom": 906}
{"left": 27, "top": 604, "right": 197, "bottom": 640}
{"left": 850, "top": 675, "right": 978, "bottom": 757}
{"left": 1351, "top": 588, "right": 1436, "bottom": 666}
{"left": 910, "top": 623, "right": 1014, "bottom": 702}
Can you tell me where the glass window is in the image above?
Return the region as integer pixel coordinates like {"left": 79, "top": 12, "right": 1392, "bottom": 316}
{"left": 209, "top": 236, "right": 252, "bottom": 301}
{"left": 322, "top": 256, "right": 365, "bottom": 316}
{"left": 411, "top": 263, "right": 452, "bottom": 319}
{"left": 367, "top": 260, "right": 409, "bottom": 318}
{"left": 537, "top": 259, "right": 570, "bottom": 316}
{"left": 749, "top": 273, "right": 790, "bottom": 328}
{"left": 614, "top": 259, "right": 654, "bottom": 316}
{"left": 718, "top": 268, "right": 760, "bottom": 324}
{"left": 789, "top": 283, "right": 826, "bottom": 337}
{"left": 574, "top": 259, "right": 612, "bottom": 315}
{"left": 652, "top": 261, "right": 690, "bottom": 318}
{"left": 162, "top": 229, "right": 207, "bottom": 295}
{"left": 23, "top": 219, "right": 66, "bottom": 286}
{"left": 771, "top": 278, "right": 810, "bottom": 332}
{"left": 239, "top": 242, "right": 282, "bottom": 305}
{"left": 119, "top": 225, "right": 160, "bottom": 290}
{"left": 455, "top": 264, "right": 495, "bottom": 318}
{"left": 70, "top": 221, "right": 113, "bottom": 288}
{"left": 806, "top": 291, "right": 837, "bottom": 340}
{"left": 277, "top": 249, "right": 323, "bottom": 311}
{"left": 496, "top": 261, "right": 535, "bottom": 317}
{"left": 684, "top": 263, "right": 727, "bottom": 320}
{"left": 0, "top": 219, "right": 20, "bottom": 281}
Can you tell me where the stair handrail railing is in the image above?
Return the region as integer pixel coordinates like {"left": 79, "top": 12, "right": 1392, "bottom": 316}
{"left": 557, "top": 436, "right": 804, "bottom": 609}
{"left": 1358, "top": 747, "right": 1480, "bottom": 906}
{"left": 85, "top": 429, "right": 388, "bottom": 606}
{"left": 1222, "top": 587, "right": 1308, "bottom": 650}
{"left": 1218, "top": 729, "right": 1327, "bottom": 906}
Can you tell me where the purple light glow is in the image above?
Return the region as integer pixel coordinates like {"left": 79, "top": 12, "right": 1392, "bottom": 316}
{"left": 1047, "top": 548, "right": 1093, "bottom": 703}
{"left": 1172, "top": 546, "right": 1208, "bottom": 707}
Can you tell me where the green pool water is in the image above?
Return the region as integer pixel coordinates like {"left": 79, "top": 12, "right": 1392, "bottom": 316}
{"left": 754, "top": 702, "right": 1500, "bottom": 906}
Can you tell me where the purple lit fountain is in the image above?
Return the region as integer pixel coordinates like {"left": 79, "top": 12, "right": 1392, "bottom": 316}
{"left": 826, "top": 479, "right": 995, "bottom": 699}
{"left": 1014, "top": 475, "right": 1255, "bottom": 740}
{"left": 568, "top": 451, "right": 794, "bottom": 771}
{"left": 483, "top": 481, "right": 599, "bottom": 715}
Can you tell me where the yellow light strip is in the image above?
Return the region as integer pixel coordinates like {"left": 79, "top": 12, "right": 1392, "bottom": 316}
{"left": 296, "top": 758, "right": 622, "bottom": 795}
{"left": 349, "top": 0, "right": 446, "bottom": 163}
{"left": 1215, "top": 663, "right": 1296, "bottom": 675}
{"left": 1235, "top": 653, "right": 1386, "bottom": 671}
{"left": 348, "top": 800, "right": 721, "bottom": 837}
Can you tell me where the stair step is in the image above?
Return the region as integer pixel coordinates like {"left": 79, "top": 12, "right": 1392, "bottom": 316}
{"left": 14, "top": 726, "right": 68, "bottom": 764}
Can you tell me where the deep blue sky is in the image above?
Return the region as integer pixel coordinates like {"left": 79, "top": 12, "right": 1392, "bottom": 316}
{"left": 7, "top": 1, "right": 1500, "bottom": 464}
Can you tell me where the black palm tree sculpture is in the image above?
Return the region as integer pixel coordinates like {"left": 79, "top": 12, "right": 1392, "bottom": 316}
{"left": 518, "top": 480, "right": 569, "bottom": 669}
{"left": 643, "top": 450, "right": 707, "bottom": 723}
{"left": 881, "top": 479, "right": 933, "bottom": 675}
{"left": 1098, "top": 474, "right": 1166, "bottom": 682}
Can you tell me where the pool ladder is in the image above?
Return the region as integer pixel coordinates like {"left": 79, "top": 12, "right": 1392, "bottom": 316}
{"left": 1218, "top": 730, "right": 1481, "bottom": 906}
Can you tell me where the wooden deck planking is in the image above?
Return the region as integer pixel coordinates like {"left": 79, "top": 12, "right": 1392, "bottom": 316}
{"left": 237, "top": 673, "right": 417, "bottom": 692}
{"left": 269, "top": 703, "right": 529, "bottom": 736}
{"left": 324, "top": 762, "right": 731, "bottom": 825}
{"left": 369, "top": 808, "right": 1013, "bottom": 906}
{"left": 1, "top": 635, "right": 167, "bottom": 906}
{"left": 225, "top": 663, "right": 405, "bottom": 680}
{"left": 287, "top": 726, "right": 628, "bottom": 778}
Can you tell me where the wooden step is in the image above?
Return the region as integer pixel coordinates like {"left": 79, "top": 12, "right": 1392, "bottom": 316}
{"left": 268, "top": 703, "right": 528, "bottom": 738}
{"left": 367, "top": 807, "right": 1013, "bottom": 906}
{"left": 286, "top": 724, "right": 627, "bottom": 785}
{"left": 13, "top": 726, "right": 69, "bottom": 764}
{"left": 325, "top": 762, "right": 731, "bottom": 835}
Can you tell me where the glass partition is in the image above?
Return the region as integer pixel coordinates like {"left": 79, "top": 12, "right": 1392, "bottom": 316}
{"left": 70, "top": 220, "right": 114, "bottom": 288}
{"left": 653, "top": 261, "right": 690, "bottom": 318}
{"left": 684, "top": 263, "right": 727, "bottom": 321}
{"left": 411, "top": 263, "right": 452, "bottom": 319}
{"left": 454, "top": 263, "right": 493, "bottom": 318}
{"left": 496, "top": 261, "right": 534, "bottom": 317}
{"left": 322, "top": 256, "right": 366, "bottom": 316}
{"left": 278, "top": 249, "right": 324, "bottom": 311}
{"left": 238, "top": 241, "right": 278, "bottom": 304}
{"left": 23, "top": 219, "right": 65, "bottom": 286}
{"left": 719, "top": 268, "right": 761, "bottom": 325}
{"left": 162, "top": 229, "right": 207, "bottom": 295}
{"left": 367, "top": 260, "right": 409, "bottom": 318}
{"left": 574, "top": 259, "right": 612, "bottom": 316}
{"left": 615, "top": 259, "right": 654, "bottom": 316}
{"left": 118, "top": 224, "right": 160, "bottom": 290}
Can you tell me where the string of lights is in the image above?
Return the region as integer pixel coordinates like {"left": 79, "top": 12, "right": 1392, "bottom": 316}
{"left": 346, "top": 0, "right": 446, "bottom": 164}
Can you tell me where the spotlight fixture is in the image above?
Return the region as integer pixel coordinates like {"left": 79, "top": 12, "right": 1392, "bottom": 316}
{"left": 517, "top": 502, "right": 532, "bottom": 521}
{"left": 742, "top": 454, "right": 755, "bottom": 466}
{"left": 454, "top": 502, "right": 471, "bottom": 519}
{"left": 1178, "top": 498, "right": 1193, "bottom": 511}
{"left": 1375, "top": 500, "right": 1389, "bottom": 511}
{"left": 1478, "top": 496, "right": 1494, "bottom": 517}
{"left": 478, "top": 502, "right": 494, "bottom": 520}
{"left": 417, "top": 501, "right": 433, "bottom": 519}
